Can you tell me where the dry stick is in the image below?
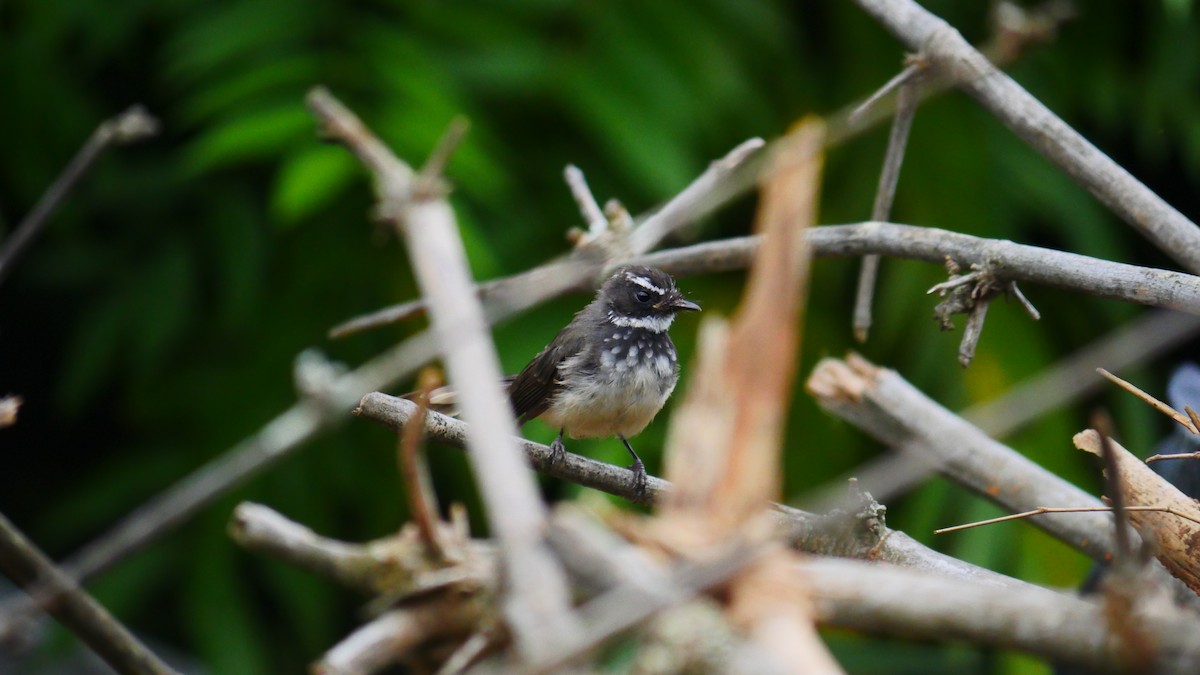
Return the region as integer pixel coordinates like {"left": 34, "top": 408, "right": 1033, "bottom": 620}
{"left": 799, "top": 556, "right": 1200, "bottom": 675}
{"left": 1148, "top": 452, "right": 1200, "bottom": 464}
{"left": 307, "top": 87, "right": 580, "bottom": 663}
{"left": 0, "top": 106, "right": 158, "bottom": 285}
{"left": 853, "top": 75, "right": 918, "bottom": 343}
{"left": 957, "top": 296, "right": 991, "bottom": 368}
{"left": 397, "top": 370, "right": 447, "bottom": 561}
{"left": 1093, "top": 413, "right": 1134, "bottom": 563}
{"left": 314, "top": 598, "right": 479, "bottom": 675}
{"left": 228, "top": 503, "right": 384, "bottom": 594}
{"left": 806, "top": 355, "right": 1121, "bottom": 561}
{"left": 0, "top": 512, "right": 176, "bottom": 675}
{"left": 936, "top": 506, "right": 1200, "bottom": 535}
{"left": 638, "top": 223, "right": 1200, "bottom": 317}
{"left": 564, "top": 165, "right": 608, "bottom": 236}
{"left": 1098, "top": 368, "right": 1198, "bottom": 434}
{"left": 354, "top": 392, "right": 1026, "bottom": 592}
{"left": 851, "top": 0, "right": 1200, "bottom": 275}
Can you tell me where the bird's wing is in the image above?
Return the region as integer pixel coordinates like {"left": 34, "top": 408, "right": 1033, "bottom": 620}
{"left": 508, "top": 327, "right": 586, "bottom": 425}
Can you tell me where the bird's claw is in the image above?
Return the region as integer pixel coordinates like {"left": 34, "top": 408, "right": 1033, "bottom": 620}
{"left": 629, "top": 458, "right": 648, "bottom": 502}
{"left": 549, "top": 435, "right": 566, "bottom": 465}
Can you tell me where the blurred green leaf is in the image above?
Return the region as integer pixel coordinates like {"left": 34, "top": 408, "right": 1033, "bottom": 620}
{"left": 271, "top": 145, "right": 358, "bottom": 225}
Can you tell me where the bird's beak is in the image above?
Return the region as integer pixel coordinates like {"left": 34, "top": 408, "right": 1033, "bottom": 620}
{"left": 668, "top": 295, "right": 701, "bottom": 312}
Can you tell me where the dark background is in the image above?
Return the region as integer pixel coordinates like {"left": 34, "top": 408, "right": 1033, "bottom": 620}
{"left": 2, "top": 1, "right": 1199, "bottom": 673}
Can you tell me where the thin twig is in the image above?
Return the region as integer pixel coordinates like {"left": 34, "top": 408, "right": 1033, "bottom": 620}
{"left": 419, "top": 116, "right": 471, "bottom": 183}
{"left": 307, "top": 86, "right": 580, "bottom": 663}
{"left": 564, "top": 165, "right": 608, "bottom": 236}
{"left": 1097, "top": 368, "right": 1197, "bottom": 433}
{"left": 851, "top": 0, "right": 1200, "bottom": 275}
{"left": 1186, "top": 406, "right": 1200, "bottom": 437}
{"left": 398, "top": 369, "right": 448, "bottom": 561}
{"left": 854, "top": 75, "right": 918, "bottom": 343}
{"left": 0, "top": 511, "right": 177, "bottom": 675}
{"left": 1007, "top": 281, "right": 1041, "bottom": 320}
{"left": 935, "top": 505, "right": 1200, "bottom": 535}
{"left": 1146, "top": 452, "right": 1200, "bottom": 464}
{"left": 849, "top": 62, "right": 923, "bottom": 123}
{"left": 0, "top": 105, "right": 158, "bottom": 285}
{"left": 1092, "top": 412, "right": 1133, "bottom": 561}
{"left": 957, "top": 296, "right": 990, "bottom": 367}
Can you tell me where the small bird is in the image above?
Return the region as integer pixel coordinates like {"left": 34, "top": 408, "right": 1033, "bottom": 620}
{"left": 426, "top": 266, "right": 699, "bottom": 496}
{"left": 506, "top": 266, "right": 700, "bottom": 494}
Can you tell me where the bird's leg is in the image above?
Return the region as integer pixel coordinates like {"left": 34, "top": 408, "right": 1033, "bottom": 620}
{"left": 618, "top": 435, "right": 648, "bottom": 500}
{"left": 549, "top": 429, "right": 566, "bottom": 465}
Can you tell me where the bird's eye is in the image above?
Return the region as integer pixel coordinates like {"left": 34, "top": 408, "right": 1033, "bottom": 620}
{"left": 634, "top": 290, "right": 651, "bottom": 303}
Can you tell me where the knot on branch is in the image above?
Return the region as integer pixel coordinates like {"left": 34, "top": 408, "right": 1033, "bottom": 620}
{"left": 930, "top": 258, "right": 1005, "bottom": 330}
{"left": 929, "top": 258, "right": 1038, "bottom": 367}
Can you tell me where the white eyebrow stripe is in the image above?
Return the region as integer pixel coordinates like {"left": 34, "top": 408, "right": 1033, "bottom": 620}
{"left": 625, "top": 273, "right": 667, "bottom": 295}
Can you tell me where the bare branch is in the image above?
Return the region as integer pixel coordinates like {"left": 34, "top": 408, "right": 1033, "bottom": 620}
{"left": 628, "top": 138, "right": 765, "bottom": 255}
{"left": 854, "top": 77, "right": 918, "bottom": 343}
{"left": 337, "top": 221, "right": 1200, "bottom": 342}
{"left": 800, "top": 556, "right": 1200, "bottom": 674}
{"left": 1147, "top": 452, "right": 1200, "bottom": 464}
{"left": 354, "top": 392, "right": 1029, "bottom": 592}
{"left": 307, "top": 86, "right": 580, "bottom": 662}
{"left": 563, "top": 165, "right": 607, "bottom": 237}
{"left": 0, "top": 105, "right": 158, "bottom": 286}
{"left": 229, "top": 503, "right": 388, "bottom": 594}
{"left": 851, "top": 0, "right": 1200, "bottom": 275}
{"left": 398, "top": 369, "right": 449, "bottom": 561}
{"left": 0, "top": 511, "right": 176, "bottom": 675}
{"left": 313, "top": 599, "right": 479, "bottom": 675}
{"left": 806, "top": 354, "right": 1123, "bottom": 562}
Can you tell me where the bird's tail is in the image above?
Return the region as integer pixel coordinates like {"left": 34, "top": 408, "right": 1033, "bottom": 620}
{"left": 402, "top": 376, "right": 517, "bottom": 418}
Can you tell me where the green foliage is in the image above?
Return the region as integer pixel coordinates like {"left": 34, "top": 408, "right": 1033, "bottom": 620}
{"left": 2, "top": 1, "right": 1199, "bottom": 673}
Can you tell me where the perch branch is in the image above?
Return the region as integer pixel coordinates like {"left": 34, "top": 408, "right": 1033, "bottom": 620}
{"left": 851, "top": 0, "right": 1200, "bottom": 275}
{"left": 0, "top": 511, "right": 176, "bottom": 674}
{"left": 355, "top": 392, "right": 1028, "bottom": 592}
{"left": 0, "top": 105, "right": 159, "bottom": 286}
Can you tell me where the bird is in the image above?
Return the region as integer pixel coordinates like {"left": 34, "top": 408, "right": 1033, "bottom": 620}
{"left": 427, "top": 265, "right": 700, "bottom": 496}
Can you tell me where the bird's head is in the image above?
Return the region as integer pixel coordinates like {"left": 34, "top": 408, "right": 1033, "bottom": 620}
{"left": 599, "top": 266, "right": 700, "bottom": 332}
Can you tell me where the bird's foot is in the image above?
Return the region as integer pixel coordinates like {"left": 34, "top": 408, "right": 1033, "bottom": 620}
{"left": 628, "top": 458, "right": 648, "bottom": 502}
{"left": 549, "top": 435, "right": 566, "bottom": 465}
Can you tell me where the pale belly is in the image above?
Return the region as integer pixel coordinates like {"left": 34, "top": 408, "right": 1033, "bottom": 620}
{"left": 540, "top": 360, "right": 678, "bottom": 438}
